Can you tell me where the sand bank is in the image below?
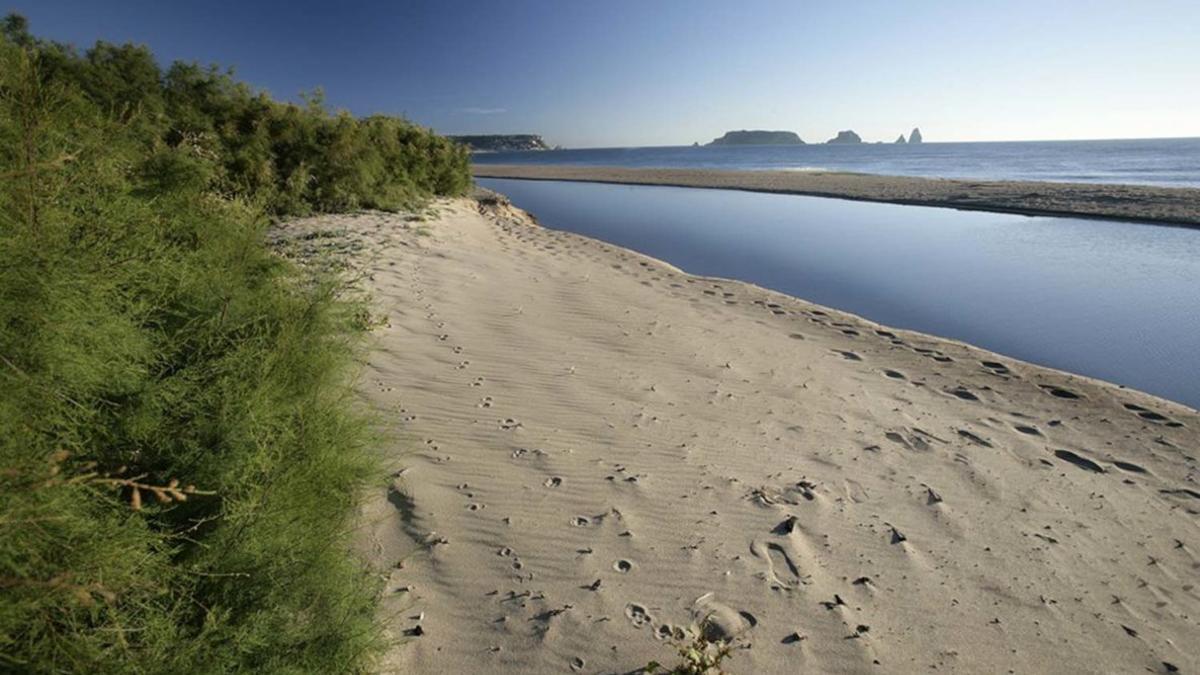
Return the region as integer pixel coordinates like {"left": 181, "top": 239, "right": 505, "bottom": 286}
{"left": 473, "top": 164, "right": 1200, "bottom": 227}
{"left": 284, "top": 194, "right": 1199, "bottom": 673}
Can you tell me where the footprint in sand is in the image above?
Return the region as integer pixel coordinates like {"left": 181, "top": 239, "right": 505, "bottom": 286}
{"left": 1012, "top": 423, "right": 1042, "bottom": 436}
{"left": 886, "top": 430, "right": 931, "bottom": 452}
{"left": 471, "top": 376, "right": 485, "bottom": 387}
{"left": 835, "top": 350, "right": 863, "bottom": 361}
{"left": 693, "top": 595, "right": 757, "bottom": 642}
{"left": 754, "top": 539, "right": 806, "bottom": 589}
{"left": 1112, "top": 460, "right": 1148, "bottom": 474}
{"left": 499, "top": 418, "right": 522, "bottom": 430}
{"left": 655, "top": 624, "right": 681, "bottom": 641}
{"left": 956, "top": 429, "right": 993, "bottom": 447}
{"left": 949, "top": 387, "right": 980, "bottom": 402}
{"left": 614, "top": 559, "right": 634, "bottom": 573}
{"left": 1053, "top": 449, "right": 1105, "bottom": 473}
{"left": 1040, "top": 384, "right": 1083, "bottom": 400}
{"left": 883, "top": 369, "right": 906, "bottom": 380}
{"left": 625, "top": 603, "right": 652, "bottom": 628}
{"left": 981, "top": 360, "right": 1011, "bottom": 375}
{"left": 916, "top": 347, "right": 954, "bottom": 362}
{"left": 1123, "top": 403, "right": 1183, "bottom": 427}
{"left": 543, "top": 476, "right": 563, "bottom": 488}
{"left": 1160, "top": 488, "right": 1200, "bottom": 500}
{"left": 478, "top": 396, "right": 493, "bottom": 408}
{"left": 772, "top": 516, "right": 799, "bottom": 535}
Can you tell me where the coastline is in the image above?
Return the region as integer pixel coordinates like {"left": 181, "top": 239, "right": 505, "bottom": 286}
{"left": 304, "top": 194, "right": 1200, "bottom": 673}
{"left": 472, "top": 164, "right": 1200, "bottom": 227}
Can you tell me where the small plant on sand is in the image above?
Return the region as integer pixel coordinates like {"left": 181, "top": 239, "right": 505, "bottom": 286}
{"left": 643, "top": 620, "right": 738, "bottom": 675}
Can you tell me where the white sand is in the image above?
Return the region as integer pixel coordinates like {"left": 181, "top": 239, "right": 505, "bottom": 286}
{"left": 293, "top": 194, "right": 1198, "bottom": 674}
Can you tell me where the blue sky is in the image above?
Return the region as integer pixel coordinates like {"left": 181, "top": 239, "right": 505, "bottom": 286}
{"left": 9, "top": 0, "right": 1199, "bottom": 147}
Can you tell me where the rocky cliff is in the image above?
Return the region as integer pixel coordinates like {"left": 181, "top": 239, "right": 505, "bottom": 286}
{"left": 708, "top": 130, "right": 805, "bottom": 146}
{"left": 449, "top": 135, "right": 551, "bottom": 152}
{"left": 826, "top": 130, "right": 863, "bottom": 144}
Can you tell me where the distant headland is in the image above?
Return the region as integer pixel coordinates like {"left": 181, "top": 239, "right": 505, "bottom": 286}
{"left": 707, "top": 130, "right": 805, "bottom": 146}
{"left": 454, "top": 128, "right": 927, "bottom": 151}
{"left": 449, "top": 134, "right": 553, "bottom": 152}
{"left": 704, "top": 128, "right": 924, "bottom": 146}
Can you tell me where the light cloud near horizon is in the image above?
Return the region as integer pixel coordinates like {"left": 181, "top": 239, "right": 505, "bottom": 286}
{"left": 457, "top": 107, "right": 507, "bottom": 115}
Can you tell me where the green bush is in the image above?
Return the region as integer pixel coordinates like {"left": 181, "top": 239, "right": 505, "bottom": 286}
{"left": 1, "top": 14, "right": 468, "bottom": 673}
{"left": 1, "top": 13, "right": 471, "bottom": 219}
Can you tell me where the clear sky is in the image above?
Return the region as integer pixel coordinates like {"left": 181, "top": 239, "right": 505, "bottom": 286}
{"left": 9, "top": 0, "right": 1199, "bottom": 147}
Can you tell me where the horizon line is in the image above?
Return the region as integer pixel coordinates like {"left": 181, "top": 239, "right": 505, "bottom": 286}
{"left": 466, "top": 134, "right": 1200, "bottom": 151}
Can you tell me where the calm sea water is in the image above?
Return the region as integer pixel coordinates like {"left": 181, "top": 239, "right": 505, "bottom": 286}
{"left": 478, "top": 177, "right": 1200, "bottom": 410}
{"left": 474, "top": 138, "right": 1200, "bottom": 188}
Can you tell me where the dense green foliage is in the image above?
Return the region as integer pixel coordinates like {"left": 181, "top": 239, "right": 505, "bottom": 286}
{"left": 1, "top": 15, "right": 467, "bottom": 673}
{"left": 1, "top": 14, "right": 470, "bottom": 218}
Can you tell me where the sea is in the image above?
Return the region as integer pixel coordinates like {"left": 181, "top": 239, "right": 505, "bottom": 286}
{"left": 473, "top": 137, "right": 1200, "bottom": 188}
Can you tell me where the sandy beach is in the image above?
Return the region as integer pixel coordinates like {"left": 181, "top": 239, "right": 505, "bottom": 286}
{"left": 283, "top": 193, "right": 1200, "bottom": 674}
{"left": 472, "top": 165, "right": 1200, "bottom": 227}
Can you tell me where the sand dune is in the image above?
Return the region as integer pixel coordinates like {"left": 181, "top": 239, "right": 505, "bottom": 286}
{"left": 286, "top": 194, "right": 1198, "bottom": 674}
{"left": 472, "top": 164, "right": 1200, "bottom": 227}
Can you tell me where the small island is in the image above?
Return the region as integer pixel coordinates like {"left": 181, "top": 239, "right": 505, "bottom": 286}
{"left": 827, "top": 130, "right": 863, "bottom": 144}
{"left": 449, "top": 134, "right": 551, "bottom": 152}
{"left": 707, "top": 130, "right": 805, "bottom": 146}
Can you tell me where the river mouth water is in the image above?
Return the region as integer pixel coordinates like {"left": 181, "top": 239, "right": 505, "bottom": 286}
{"left": 478, "top": 177, "right": 1200, "bottom": 410}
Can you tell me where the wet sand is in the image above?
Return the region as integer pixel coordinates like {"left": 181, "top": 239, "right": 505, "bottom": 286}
{"left": 473, "top": 164, "right": 1200, "bottom": 227}
{"left": 282, "top": 193, "right": 1199, "bottom": 674}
